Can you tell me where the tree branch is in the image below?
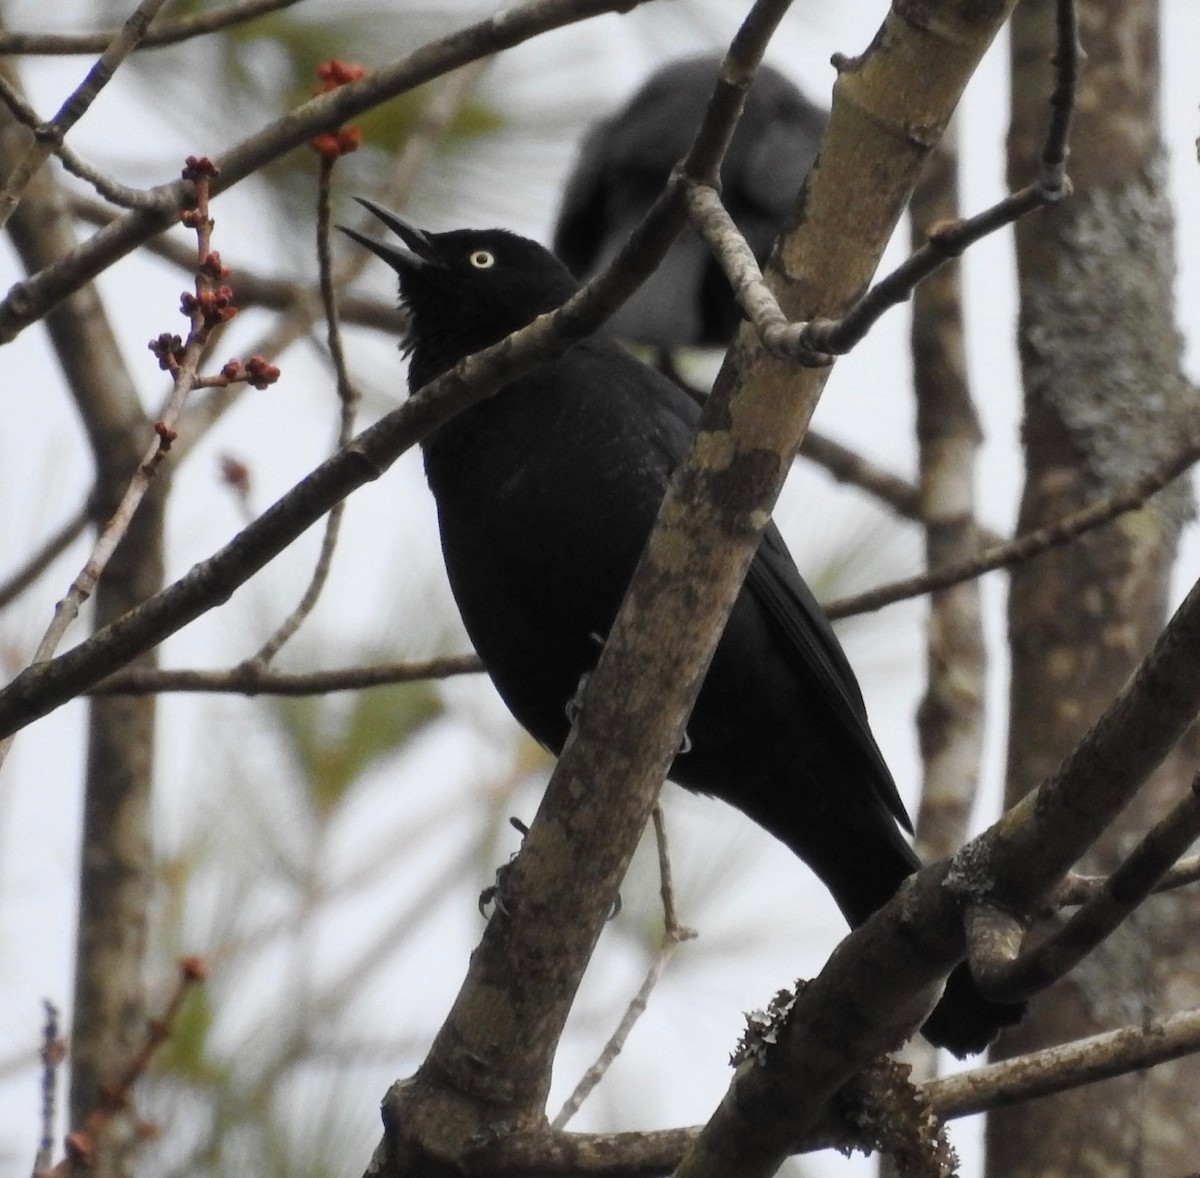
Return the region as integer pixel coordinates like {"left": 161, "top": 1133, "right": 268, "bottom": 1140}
{"left": 0, "top": 0, "right": 305, "bottom": 55}
{"left": 0, "top": 0, "right": 169, "bottom": 228}
{"left": 967, "top": 773, "right": 1200, "bottom": 1003}
{"left": 470, "top": 1006, "right": 1200, "bottom": 1175}
{"left": 0, "top": 0, "right": 657, "bottom": 344}
{"left": 825, "top": 432, "right": 1200, "bottom": 619}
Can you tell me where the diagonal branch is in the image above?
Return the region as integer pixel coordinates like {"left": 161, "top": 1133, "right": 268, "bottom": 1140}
{"left": 678, "top": 0, "right": 1077, "bottom": 373}
{"left": 87, "top": 657, "right": 483, "bottom": 696}
{"left": 0, "top": 0, "right": 743, "bottom": 742}
{"left": 0, "top": 0, "right": 305, "bottom": 55}
{"left": 825, "top": 432, "right": 1200, "bottom": 619}
{"left": 0, "top": 0, "right": 169, "bottom": 228}
{"left": 470, "top": 1005, "right": 1200, "bottom": 1174}
{"left": 966, "top": 774, "right": 1200, "bottom": 1003}
{"left": 0, "top": 0, "right": 657, "bottom": 344}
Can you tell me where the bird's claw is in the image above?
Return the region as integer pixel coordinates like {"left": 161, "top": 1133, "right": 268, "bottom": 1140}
{"left": 478, "top": 817, "right": 530, "bottom": 918}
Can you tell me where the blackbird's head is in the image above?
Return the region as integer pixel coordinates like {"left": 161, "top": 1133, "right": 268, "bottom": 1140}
{"left": 341, "top": 198, "right": 580, "bottom": 386}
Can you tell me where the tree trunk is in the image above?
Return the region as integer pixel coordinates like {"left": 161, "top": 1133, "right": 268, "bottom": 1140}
{"left": 986, "top": 0, "right": 1199, "bottom": 1173}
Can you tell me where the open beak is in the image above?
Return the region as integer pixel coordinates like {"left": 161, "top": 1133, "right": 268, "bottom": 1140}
{"left": 338, "top": 197, "right": 444, "bottom": 271}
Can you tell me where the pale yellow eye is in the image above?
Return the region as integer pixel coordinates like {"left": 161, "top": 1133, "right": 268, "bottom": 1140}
{"left": 469, "top": 249, "right": 495, "bottom": 269}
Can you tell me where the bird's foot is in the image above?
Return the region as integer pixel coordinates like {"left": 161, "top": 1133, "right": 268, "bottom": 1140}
{"left": 478, "top": 817, "right": 529, "bottom": 917}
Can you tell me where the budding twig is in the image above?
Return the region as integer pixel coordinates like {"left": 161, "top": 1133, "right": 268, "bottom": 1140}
{"left": 34, "top": 960, "right": 207, "bottom": 1178}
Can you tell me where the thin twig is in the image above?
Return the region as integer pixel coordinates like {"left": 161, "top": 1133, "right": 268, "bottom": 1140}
{"left": 651, "top": 803, "right": 696, "bottom": 942}
{"left": 0, "top": 0, "right": 305, "bottom": 55}
{"left": 552, "top": 804, "right": 696, "bottom": 1129}
{"left": 683, "top": 182, "right": 790, "bottom": 341}
{"left": 248, "top": 151, "right": 358, "bottom": 666}
{"left": 0, "top": 0, "right": 170, "bottom": 229}
{"left": 37, "top": 960, "right": 206, "bottom": 1176}
{"left": 1052, "top": 854, "right": 1200, "bottom": 908}
{"left": 28, "top": 167, "right": 223, "bottom": 664}
{"left": 0, "top": 75, "right": 160, "bottom": 209}
{"left": 678, "top": 13, "right": 1078, "bottom": 372}
{"left": 825, "top": 434, "right": 1200, "bottom": 619}
{"left": 32, "top": 1001, "right": 64, "bottom": 1178}
{"left": 550, "top": 944, "right": 680, "bottom": 1130}
{"left": 88, "top": 655, "right": 483, "bottom": 695}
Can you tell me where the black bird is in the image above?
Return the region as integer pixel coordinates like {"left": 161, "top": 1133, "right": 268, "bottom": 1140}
{"left": 342, "top": 201, "right": 1023, "bottom": 1056}
{"left": 553, "top": 55, "right": 827, "bottom": 347}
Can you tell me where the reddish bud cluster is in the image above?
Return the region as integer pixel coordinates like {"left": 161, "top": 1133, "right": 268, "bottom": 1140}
{"left": 148, "top": 332, "right": 185, "bottom": 371}
{"left": 200, "top": 251, "right": 230, "bottom": 281}
{"left": 220, "top": 355, "right": 281, "bottom": 389}
{"left": 314, "top": 60, "right": 368, "bottom": 92}
{"left": 180, "top": 285, "right": 237, "bottom": 326}
{"left": 311, "top": 127, "right": 363, "bottom": 159}
{"left": 181, "top": 155, "right": 219, "bottom": 182}
{"left": 154, "top": 421, "right": 179, "bottom": 449}
{"left": 179, "top": 207, "right": 211, "bottom": 229}
{"left": 311, "top": 59, "right": 367, "bottom": 159}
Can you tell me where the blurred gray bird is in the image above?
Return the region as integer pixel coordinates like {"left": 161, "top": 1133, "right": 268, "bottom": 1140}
{"left": 553, "top": 55, "right": 827, "bottom": 347}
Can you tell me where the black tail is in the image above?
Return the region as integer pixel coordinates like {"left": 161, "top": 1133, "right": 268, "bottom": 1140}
{"left": 779, "top": 809, "right": 1024, "bottom": 1057}
{"left": 922, "top": 963, "right": 1025, "bottom": 1057}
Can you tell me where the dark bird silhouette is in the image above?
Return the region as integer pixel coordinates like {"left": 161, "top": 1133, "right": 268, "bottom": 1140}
{"left": 342, "top": 200, "right": 1023, "bottom": 1056}
{"left": 553, "top": 55, "right": 827, "bottom": 347}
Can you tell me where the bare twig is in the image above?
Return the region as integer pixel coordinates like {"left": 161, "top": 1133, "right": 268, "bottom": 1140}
{"left": 651, "top": 803, "right": 695, "bottom": 942}
{"left": 36, "top": 960, "right": 206, "bottom": 1177}
{"left": 88, "top": 655, "right": 483, "bottom": 696}
{"left": 1052, "top": 854, "right": 1200, "bottom": 907}
{"left": 248, "top": 136, "right": 359, "bottom": 666}
{"left": 0, "top": 0, "right": 169, "bottom": 228}
{"left": 0, "top": 0, "right": 305, "bottom": 55}
{"left": 0, "top": 76, "right": 160, "bottom": 209}
{"left": 683, "top": 182, "right": 791, "bottom": 344}
{"left": 552, "top": 804, "right": 697, "bottom": 1129}
{"left": 825, "top": 433, "right": 1200, "bottom": 620}
{"left": 551, "top": 943, "right": 682, "bottom": 1130}
{"left": 677, "top": 6, "right": 1078, "bottom": 374}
